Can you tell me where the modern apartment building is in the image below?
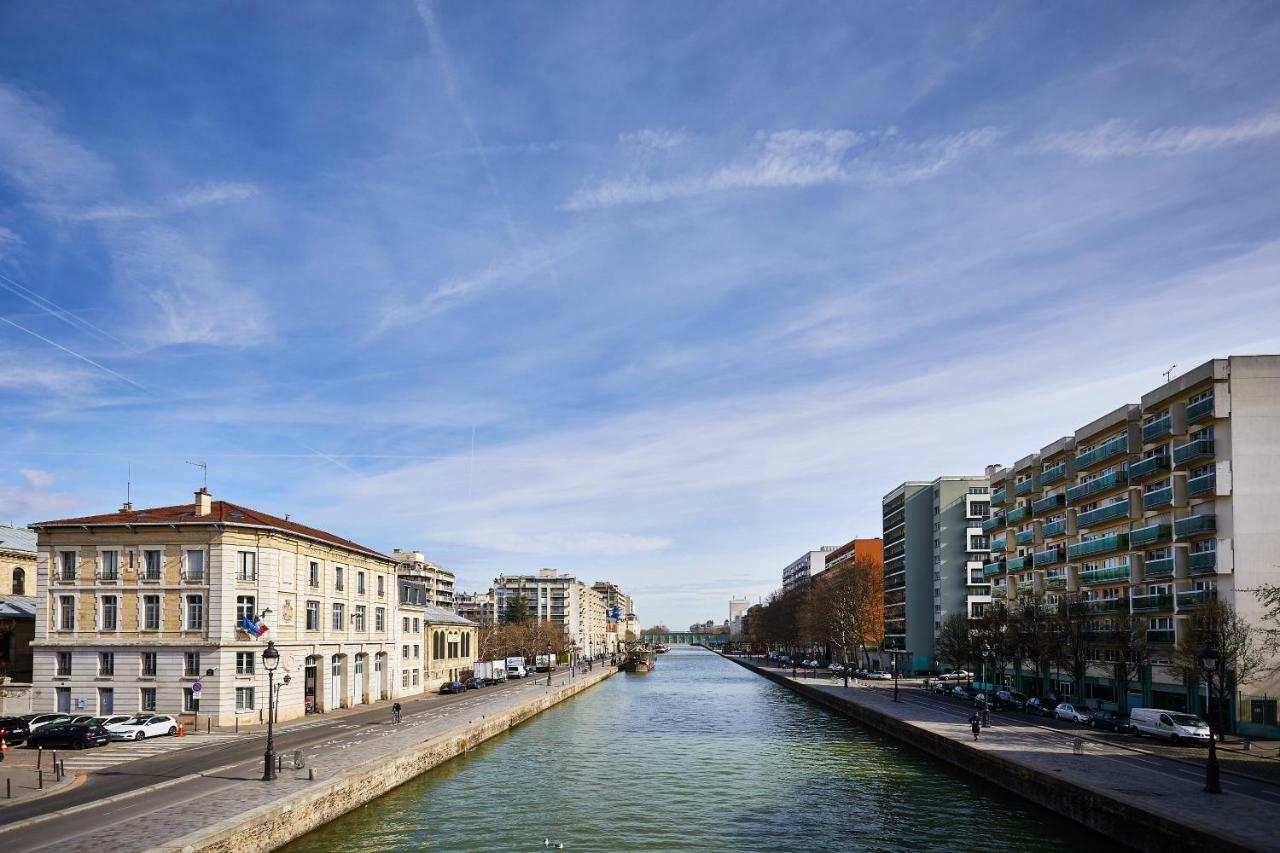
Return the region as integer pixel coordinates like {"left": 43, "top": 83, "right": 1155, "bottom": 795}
{"left": 882, "top": 477, "right": 991, "bottom": 674}
{"left": 30, "top": 490, "right": 407, "bottom": 725}
{"left": 592, "top": 581, "right": 637, "bottom": 647}
{"left": 493, "top": 570, "right": 611, "bottom": 657}
{"left": 729, "top": 596, "right": 750, "bottom": 637}
{"left": 781, "top": 547, "right": 838, "bottom": 592}
{"left": 453, "top": 589, "right": 496, "bottom": 625}
{"left": 391, "top": 549, "right": 455, "bottom": 607}
{"left": 985, "top": 356, "right": 1279, "bottom": 735}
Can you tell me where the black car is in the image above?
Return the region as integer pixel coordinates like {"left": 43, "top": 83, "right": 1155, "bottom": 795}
{"left": 993, "top": 690, "right": 1028, "bottom": 711}
{"left": 1089, "top": 709, "right": 1135, "bottom": 733}
{"left": 0, "top": 717, "right": 31, "bottom": 745}
{"left": 27, "top": 722, "right": 110, "bottom": 750}
{"left": 1025, "top": 697, "right": 1060, "bottom": 717}
{"left": 439, "top": 680, "right": 467, "bottom": 695}
{"left": 464, "top": 677, "right": 485, "bottom": 690}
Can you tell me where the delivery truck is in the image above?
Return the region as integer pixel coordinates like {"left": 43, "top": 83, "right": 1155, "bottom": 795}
{"left": 488, "top": 659, "right": 507, "bottom": 684}
{"left": 506, "top": 656, "right": 526, "bottom": 679}
{"left": 535, "top": 653, "right": 558, "bottom": 673}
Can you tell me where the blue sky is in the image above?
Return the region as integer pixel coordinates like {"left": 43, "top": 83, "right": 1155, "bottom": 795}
{"left": 2, "top": 3, "right": 1280, "bottom": 628}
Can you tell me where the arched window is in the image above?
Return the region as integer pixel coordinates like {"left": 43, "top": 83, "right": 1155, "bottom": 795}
{"left": 11, "top": 567, "right": 24, "bottom": 596}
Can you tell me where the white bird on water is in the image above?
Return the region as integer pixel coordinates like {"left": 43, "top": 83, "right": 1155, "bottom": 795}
{"left": 544, "top": 838, "right": 565, "bottom": 849}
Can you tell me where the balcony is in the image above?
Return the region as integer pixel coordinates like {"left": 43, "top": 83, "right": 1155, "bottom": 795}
{"left": 1128, "top": 454, "right": 1170, "bottom": 481}
{"left": 992, "top": 538, "right": 1007, "bottom": 553}
{"left": 1079, "top": 564, "right": 1132, "bottom": 586}
{"left": 1066, "top": 470, "right": 1128, "bottom": 503}
{"left": 1006, "top": 555, "right": 1032, "bottom": 571}
{"left": 1187, "top": 472, "right": 1216, "bottom": 497}
{"left": 1189, "top": 550, "right": 1218, "bottom": 575}
{"left": 1173, "top": 438, "right": 1215, "bottom": 467}
{"left": 1186, "top": 396, "right": 1214, "bottom": 424}
{"left": 1068, "top": 533, "right": 1129, "bottom": 559}
{"left": 1034, "top": 547, "right": 1065, "bottom": 567}
{"left": 1147, "top": 629, "right": 1176, "bottom": 646}
{"left": 1142, "top": 487, "right": 1173, "bottom": 511}
{"left": 1142, "top": 415, "right": 1172, "bottom": 443}
{"left": 981, "top": 515, "right": 1005, "bottom": 534}
{"left": 1077, "top": 499, "right": 1131, "bottom": 529}
{"left": 1143, "top": 557, "right": 1174, "bottom": 578}
{"left": 1015, "top": 478, "right": 1036, "bottom": 497}
{"left": 1174, "top": 514, "right": 1216, "bottom": 537}
{"left": 1177, "top": 589, "right": 1217, "bottom": 609}
{"left": 1130, "top": 523, "right": 1172, "bottom": 548}
{"left": 1083, "top": 597, "right": 1128, "bottom": 614}
{"left": 991, "top": 488, "right": 1007, "bottom": 507}
{"left": 1041, "top": 519, "right": 1067, "bottom": 538}
{"left": 982, "top": 561, "right": 1006, "bottom": 577}
{"left": 1131, "top": 593, "right": 1173, "bottom": 612}
{"left": 1044, "top": 575, "right": 1067, "bottom": 591}
{"left": 1076, "top": 434, "right": 1129, "bottom": 470}
{"left": 1032, "top": 492, "right": 1066, "bottom": 515}
{"left": 1015, "top": 529, "right": 1036, "bottom": 546}
{"left": 1041, "top": 462, "right": 1066, "bottom": 486}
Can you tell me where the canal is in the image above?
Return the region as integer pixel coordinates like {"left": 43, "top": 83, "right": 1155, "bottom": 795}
{"left": 284, "top": 647, "right": 1098, "bottom": 852}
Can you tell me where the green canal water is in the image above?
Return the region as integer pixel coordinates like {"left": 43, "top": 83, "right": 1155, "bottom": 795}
{"left": 283, "top": 647, "right": 1097, "bottom": 852}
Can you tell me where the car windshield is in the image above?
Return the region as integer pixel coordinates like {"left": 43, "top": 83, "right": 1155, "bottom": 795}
{"left": 123, "top": 716, "right": 151, "bottom": 725}
{"left": 1169, "top": 714, "right": 1206, "bottom": 726}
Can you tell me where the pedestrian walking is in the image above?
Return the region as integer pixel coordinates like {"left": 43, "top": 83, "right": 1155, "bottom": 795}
{"left": 970, "top": 713, "right": 982, "bottom": 741}
{"left": 391, "top": 702, "right": 402, "bottom": 724}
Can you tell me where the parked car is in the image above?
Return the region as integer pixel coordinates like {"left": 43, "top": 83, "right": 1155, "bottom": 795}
{"left": 0, "top": 717, "right": 31, "bottom": 745}
{"left": 439, "top": 680, "right": 467, "bottom": 695}
{"left": 829, "top": 663, "right": 845, "bottom": 673}
{"left": 22, "top": 713, "right": 72, "bottom": 732}
{"left": 27, "top": 722, "right": 111, "bottom": 750}
{"left": 937, "top": 670, "right": 972, "bottom": 682}
{"left": 69, "top": 715, "right": 98, "bottom": 725}
{"left": 932, "top": 681, "right": 954, "bottom": 696}
{"left": 92, "top": 715, "right": 133, "bottom": 729}
{"left": 993, "top": 690, "right": 1027, "bottom": 711}
{"left": 1129, "top": 708, "right": 1211, "bottom": 744}
{"left": 106, "top": 714, "right": 179, "bottom": 741}
{"left": 1089, "top": 709, "right": 1135, "bottom": 733}
{"left": 952, "top": 685, "right": 983, "bottom": 700}
{"left": 1025, "top": 697, "right": 1060, "bottom": 717}
{"left": 865, "top": 671, "right": 893, "bottom": 681}
{"left": 1054, "top": 702, "right": 1094, "bottom": 724}
{"left": 464, "top": 677, "right": 485, "bottom": 690}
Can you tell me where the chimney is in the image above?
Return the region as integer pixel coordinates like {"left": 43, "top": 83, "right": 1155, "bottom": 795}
{"left": 195, "top": 488, "right": 212, "bottom": 517}
{"left": 120, "top": 501, "right": 133, "bottom": 513}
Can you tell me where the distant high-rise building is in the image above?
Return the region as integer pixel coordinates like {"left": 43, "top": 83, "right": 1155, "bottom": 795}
{"left": 391, "top": 550, "right": 455, "bottom": 607}
{"left": 782, "top": 546, "right": 838, "bottom": 592}
{"left": 493, "top": 569, "right": 610, "bottom": 657}
{"left": 729, "top": 596, "right": 750, "bottom": 636}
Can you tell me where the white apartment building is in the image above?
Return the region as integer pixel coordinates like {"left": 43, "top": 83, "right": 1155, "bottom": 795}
{"left": 493, "top": 570, "right": 610, "bottom": 657}
{"left": 392, "top": 549, "right": 455, "bottom": 607}
{"left": 782, "top": 547, "right": 838, "bottom": 592}
{"left": 729, "top": 597, "right": 750, "bottom": 636}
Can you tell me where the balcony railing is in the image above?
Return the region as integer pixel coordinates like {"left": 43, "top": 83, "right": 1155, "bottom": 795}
{"left": 981, "top": 515, "right": 1004, "bottom": 534}
{"left": 1041, "top": 463, "right": 1066, "bottom": 485}
{"left": 1066, "top": 470, "right": 1128, "bottom": 503}
{"left": 1034, "top": 547, "right": 1065, "bottom": 567}
{"left": 1173, "top": 438, "right": 1215, "bottom": 466}
{"left": 1147, "top": 629, "right": 1176, "bottom": 645}
{"left": 1186, "top": 396, "right": 1214, "bottom": 423}
{"left": 1128, "top": 454, "right": 1170, "bottom": 481}
{"left": 1188, "top": 550, "right": 1218, "bottom": 574}
{"left": 1143, "top": 557, "right": 1174, "bottom": 578}
{"left": 1015, "top": 478, "right": 1036, "bottom": 496}
{"left": 1044, "top": 573, "right": 1067, "bottom": 590}
{"left": 1041, "top": 519, "right": 1067, "bottom": 538}
{"left": 1131, "top": 593, "right": 1173, "bottom": 612}
{"left": 991, "top": 488, "right": 1007, "bottom": 507}
{"left": 1142, "top": 487, "right": 1173, "bottom": 510}
{"left": 1079, "top": 564, "right": 1132, "bottom": 585}
{"left": 1077, "top": 499, "right": 1131, "bottom": 529}
{"left": 1015, "top": 529, "right": 1036, "bottom": 546}
{"left": 992, "top": 538, "right": 1007, "bottom": 552}
{"left": 1188, "top": 472, "right": 1216, "bottom": 497}
{"left": 1130, "top": 523, "right": 1172, "bottom": 548}
{"left": 1174, "top": 514, "right": 1216, "bottom": 537}
{"left": 1142, "top": 415, "right": 1172, "bottom": 443}
{"left": 1177, "top": 589, "right": 1217, "bottom": 609}
{"left": 1076, "top": 434, "right": 1129, "bottom": 470}
{"left": 1006, "top": 555, "right": 1033, "bottom": 571}
{"left": 1031, "top": 492, "right": 1066, "bottom": 515}
{"left": 1007, "top": 505, "right": 1031, "bottom": 524}
{"left": 982, "top": 561, "right": 1006, "bottom": 577}
{"left": 1082, "top": 597, "right": 1128, "bottom": 614}
{"left": 1068, "top": 533, "right": 1128, "bottom": 559}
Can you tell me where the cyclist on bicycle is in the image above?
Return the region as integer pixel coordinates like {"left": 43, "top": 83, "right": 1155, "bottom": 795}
{"left": 392, "top": 702, "right": 402, "bottom": 724}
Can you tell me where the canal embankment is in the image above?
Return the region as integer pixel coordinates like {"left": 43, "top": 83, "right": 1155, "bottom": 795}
{"left": 724, "top": 654, "right": 1276, "bottom": 853}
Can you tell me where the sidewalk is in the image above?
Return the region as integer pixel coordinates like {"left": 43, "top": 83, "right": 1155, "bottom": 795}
{"left": 0, "top": 748, "right": 76, "bottom": 807}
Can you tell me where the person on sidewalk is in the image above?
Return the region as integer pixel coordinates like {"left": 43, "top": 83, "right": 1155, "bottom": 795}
{"left": 969, "top": 713, "right": 982, "bottom": 741}
{"left": 391, "top": 702, "right": 402, "bottom": 724}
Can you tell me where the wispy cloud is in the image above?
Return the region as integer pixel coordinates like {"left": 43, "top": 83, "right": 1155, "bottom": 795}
{"left": 1036, "top": 112, "right": 1280, "bottom": 160}
{"left": 0, "top": 468, "right": 80, "bottom": 521}
{"left": 564, "top": 126, "right": 1001, "bottom": 210}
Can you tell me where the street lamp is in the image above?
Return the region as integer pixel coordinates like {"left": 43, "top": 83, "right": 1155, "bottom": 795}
{"left": 1200, "top": 642, "right": 1221, "bottom": 794}
{"left": 981, "top": 642, "right": 992, "bottom": 691}
{"left": 980, "top": 642, "right": 992, "bottom": 727}
{"left": 546, "top": 642, "right": 553, "bottom": 687}
{"left": 261, "top": 641, "right": 280, "bottom": 782}
{"left": 892, "top": 650, "right": 901, "bottom": 702}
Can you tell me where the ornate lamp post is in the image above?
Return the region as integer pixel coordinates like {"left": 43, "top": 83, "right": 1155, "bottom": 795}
{"left": 261, "top": 641, "right": 280, "bottom": 781}
{"left": 1200, "top": 642, "right": 1221, "bottom": 794}
{"left": 892, "top": 650, "right": 901, "bottom": 702}
{"left": 546, "top": 642, "right": 554, "bottom": 687}
{"left": 981, "top": 642, "right": 992, "bottom": 691}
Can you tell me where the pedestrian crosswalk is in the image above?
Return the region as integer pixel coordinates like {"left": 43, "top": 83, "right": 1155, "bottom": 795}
{"left": 58, "top": 731, "right": 245, "bottom": 773}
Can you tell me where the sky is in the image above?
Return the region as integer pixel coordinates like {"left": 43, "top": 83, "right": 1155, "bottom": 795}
{"left": 2, "top": 3, "right": 1280, "bottom": 628}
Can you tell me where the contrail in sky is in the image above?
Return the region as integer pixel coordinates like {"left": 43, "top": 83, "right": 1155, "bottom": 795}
{"left": 0, "top": 313, "right": 147, "bottom": 392}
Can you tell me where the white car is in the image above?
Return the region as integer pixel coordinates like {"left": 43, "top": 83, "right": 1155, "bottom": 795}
{"left": 107, "top": 714, "right": 179, "bottom": 741}
{"left": 866, "top": 671, "right": 893, "bottom": 681}
{"left": 1054, "top": 703, "right": 1093, "bottom": 724}
{"left": 24, "top": 713, "right": 73, "bottom": 732}
{"left": 829, "top": 663, "right": 845, "bottom": 673}
{"left": 937, "top": 670, "right": 972, "bottom": 682}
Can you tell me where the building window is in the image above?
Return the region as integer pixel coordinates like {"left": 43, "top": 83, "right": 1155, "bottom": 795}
{"left": 59, "top": 595, "right": 75, "bottom": 630}
{"left": 184, "top": 652, "right": 201, "bottom": 677}
{"left": 375, "top": 607, "right": 385, "bottom": 632}
{"left": 412, "top": 618, "right": 420, "bottom": 633}
{"left": 357, "top": 571, "right": 366, "bottom": 594}
{"left": 143, "top": 594, "right": 161, "bottom": 631}
{"left": 309, "top": 561, "right": 320, "bottom": 588}
{"left": 141, "top": 652, "right": 157, "bottom": 677}
{"left": 236, "top": 595, "right": 256, "bottom": 623}
{"left": 140, "top": 687, "right": 157, "bottom": 711}
{"left": 402, "top": 644, "right": 410, "bottom": 659}
{"left": 237, "top": 552, "right": 256, "bottom": 581}
{"left": 236, "top": 651, "right": 255, "bottom": 675}
{"left": 235, "top": 687, "right": 255, "bottom": 711}
{"left": 332, "top": 602, "right": 345, "bottom": 630}
{"left": 377, "top": 575, "right": 385, "bottom": 597}
{"left": 56, "top": 651, "right": 72, "bottom": 676}
{"left": 354, "top": 605, "right": 366, "bottom": 631}
{"left": 412, "top": 670, "right": 419, "bottom": 686}
{"left": 100, "top": 550, "right": 120, "bottom": 580}
{"left": 60, "top": 551, "right": 77, "bottom": 582}
{"left": 306, "top": 600, "right": 320, "bottom": 631}
{"left": 99, "top": 651, "right": 114, "bottom": 676}
{"left": 143, "top": 549, "right": 162, "bottom": 581}
{"left": 413, "top": 644, "right": 419, "bottom": 659}
{"left": 463, "top": 633, "right": 471, "bottom": 657}
{"left": 401, "top": 670, "right": 409, "bottom": 688}
{"left": 183, "top": 688, "right": 198, "bottom": 712}
{"left": 185, "top": 549, "right": 205, "bottom": 581}
{"left": 433, "top": 631, "right": 444, "bottom": 659}
{"left": 101, "top": 595, "right": 118, "bottom": 631}
{"left": 402, "top": 616, "right": 410, "bottom": 633}
{"left": 186, "top": 595, "right": 204, "bottom": 630}
{"left": 12, "top": 566, "right": 25, "bottom": 595}
{"left": 335, "top": 566, "right": 344, "bottom": 591}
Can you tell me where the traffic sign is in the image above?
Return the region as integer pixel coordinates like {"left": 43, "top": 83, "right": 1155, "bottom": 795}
{"left": 192, "top": 682, "right": 202, "bottom": 693}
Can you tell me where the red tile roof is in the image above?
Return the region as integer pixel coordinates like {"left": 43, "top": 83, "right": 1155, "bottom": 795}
{"left": 33, "top": 500, "right": 391, "bottom": 561}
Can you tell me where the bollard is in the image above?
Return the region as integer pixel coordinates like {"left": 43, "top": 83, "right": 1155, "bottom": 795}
{"left": 37, "top": 747, "right": 42, "bottom": 770}
{"left": 207, "top": 719, "right": 211, "bottom": 734}
{"left": 308, "top": 768, "right": 316, "bottom": 781}
{"left": 6, "top": 778, "right": 11, "bottom": 798}
{"left": 37, "top": 770, "right": 43, "bottom": 790}
{"left": 52, "top": 751, "right": 58, "bottom": 772}
{"left": 235, "top": 718, "right": 239, "bottom": 733}
{"left": 1243, "top": 738, "right": 1252, "bottom": 752}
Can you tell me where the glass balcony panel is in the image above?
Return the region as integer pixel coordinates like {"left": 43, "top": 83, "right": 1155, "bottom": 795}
{"left": 1041, "top": 519, "right": 1067, "bottom": 538}
{"left": 1033, "top": 547, "right": 1064, "bottom": 567}
{"left": 1174, "top": 514, "right": 1216, "bottom": 537}
{"left": 1128, "top": 455, "right": 1170, "bottom": 480}
{"left": 1041, "top": 463, "right": 1066, "bottom": 485}
{"left": 1188, "top": 551, "right": 1218, "bottom": 574}
{"left": 1187, "top": 473, "right": 1216, "bottom": 497}
{"left": 1143, "top": 557, "right": 1174, "bottom": 578}
{"left": 1078, "top": 564, "right": 1132, "bottom": 585}
{"left": 1147, "top": 629, "right": 1176, "bottom": 645}
{"left": 1142, "top": 416, "right": 1172, "bottom": 443}
{"left": 1131, "top": 593, "right": 1172, "bottom": 612}
{"left": 1067, "top": 533, "right": 1129, "bottom": 560}
{"left": 1044, "top": 575, "right": 1067, "bottom": 590}
{"left": 1186, "top": 397, "right": 1214, "bottom": 423}
{"left": 1007, "top": 505, "right": 1031, "bottom": 524}
{"left": 1077, "top": 499, "right": 1131, "bottom": 529}
{"left": 981, "top": 516, "right": 1004, "bottom": 534}
{"left": 1082, "top": 597, "right": 1128, "bottom": 613}
{"left": 1173, "top": 439, "right": 1215, "bottom": 466}
{"left": 1015, "top": 530, "right": 1036, "bottom": 546}
{"left": 991, "top": 489, "right": 1007, "bottom": 507}
{"left": 1130, "top": 524, "right": 1171, "bottom": 548}
{"left": 1177, "top": 589, "right": 1216, "bottom": 609}
{"left": 1066, "top": 470, "right": 1129, "bottom": 503}
{"left": 982, "top": 561, "right": 1005, "bottom": 577}
{"left": 1075, "top": 434, "right": 1129, "bottom": 470}
{"left": 1142, "top": 488, "right": 1173, "bottom": 510}
{"left": 1015, "top": 479, "right": 1036, "bottom": 496}
{"left": 1006, "top": 555, "right": 1032, "bottom": 571}
{"left": 991, "top": 538, "right": 1007, "bottom": 552}
{"left": 1031, "top": 493, "right": 1066, "bottom": 515}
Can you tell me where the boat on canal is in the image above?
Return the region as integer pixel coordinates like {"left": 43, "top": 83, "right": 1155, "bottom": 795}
{"left": 654, "top": 643, "right": 669, "bottom": 654}
{"left": 623, "top": 645, "right": 657, "bottom": 672}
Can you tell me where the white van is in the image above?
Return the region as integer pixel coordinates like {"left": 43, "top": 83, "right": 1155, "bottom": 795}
{"left": 1129, "top": 708, "right": 1211, "bottom": 744}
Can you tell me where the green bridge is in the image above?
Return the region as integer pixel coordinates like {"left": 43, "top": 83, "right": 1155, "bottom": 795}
{"left": 641, "top": 631, "right": 729, "bottom": 646}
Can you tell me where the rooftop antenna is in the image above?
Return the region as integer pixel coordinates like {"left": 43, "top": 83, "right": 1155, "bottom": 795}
{"left": 1163, "top": 364, "right": 1176, "bottom": 384}
{"left": 186, "top": 459, "right": 208, "bottom": 489}
{"left": 126, "top": 462, "right": 131, "bottom": 505}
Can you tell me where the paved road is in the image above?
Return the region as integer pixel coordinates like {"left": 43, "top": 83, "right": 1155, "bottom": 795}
{"left": 0, "top": 669, "right": 581, "bottom": 828}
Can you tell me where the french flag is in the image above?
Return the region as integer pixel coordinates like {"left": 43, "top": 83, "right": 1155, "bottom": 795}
{"left": 240, "top": 617, "right": 269, "bottom": 638}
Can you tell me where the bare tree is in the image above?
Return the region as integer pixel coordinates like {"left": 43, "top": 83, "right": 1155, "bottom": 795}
{"left": 1016, "top": 592, "right": 1061, "bottom": 699}
{"left": 1107, "top": 614, "right": 1150, "bottom": 714}
{"left": 814, "top": 554, "right": 881, "bottom": 686}
{"left": 1171, "top": 601, "right": 1266, "bottom": 738}
{"left": 1054, "top": 595, "right": 1092, "bottom": 703}
{"left": 972, "top": 602, "right": 1016, "bottom": 689}
{"left": 935, "top": 611, "right": 971, "bottom": 680}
